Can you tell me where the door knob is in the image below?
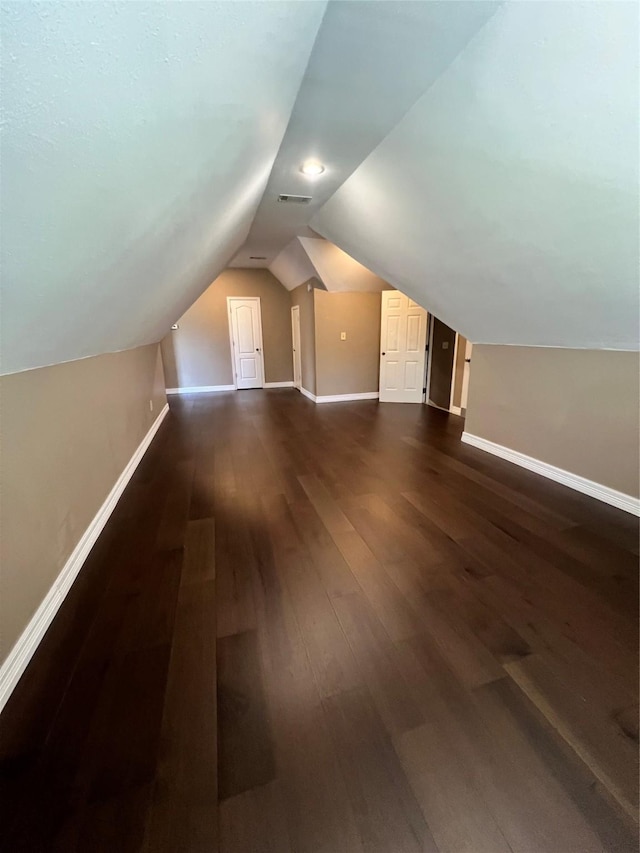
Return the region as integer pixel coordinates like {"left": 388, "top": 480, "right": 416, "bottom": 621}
{"left": 256, "top": 348, "right": 261, "bottom": 352}
{"left": 382, "top": 352, "right": 386, "bottom": 356}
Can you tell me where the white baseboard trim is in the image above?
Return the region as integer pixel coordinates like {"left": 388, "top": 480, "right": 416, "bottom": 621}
{"left": 316, "top": 391, "right": 379, "bottom": 404}
{"left": 461, "top": 431, "right": 640, "bottom": 517}
{"left": 299, "top": 388, "right": 379, "bottom": 404}
{"left": 264, "top": 381, "right": 294, "bottom": 389}
{"left": 166, "top": 385, "right": 235, "bottom": 394}
{"left": 0, "top": 403, "right": 170, "bottom": 714}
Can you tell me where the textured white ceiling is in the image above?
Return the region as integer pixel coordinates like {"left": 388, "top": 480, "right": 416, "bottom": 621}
{"left": 230, "top": 0, "right": 500, "bottom": 268}
{"left": 298, "top": 238, "right": 390, "bottom": 293}
{"left": 0, "top": 1, "right": 326, "bottom": 374}
{"left": 312, "top": 1, "right": 640, "bottom": 350}
{"left": 3, "top": 1, "right": 638, "bottom": 375}
{"left": 269, "top": 238, "right": 319, "bottom": 293}
{"left": 268, "top": 235, "right": 390, "bottom": 293}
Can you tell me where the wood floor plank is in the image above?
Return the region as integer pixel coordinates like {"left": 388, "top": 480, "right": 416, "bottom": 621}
{"left": 505, "top": 653, "right": 639, "bottom": 820}
{"left": 256, "top": 586, "right": 366, "bottom": 853}
{"left": 217, "top": 630, "right": 276, "bottom": 801}
{"left": 181, "top": 518, "right": 216, "bottom": 587}
{"left": 144, "top": 579, "right": 217, "bottom": 852}
{"left": 219, "top": 781, "right": 293, "bottom": 853}
{"left": 395, "top": 722, "right": 512, "bottom": 853}
{"left": 215, "top": 500, "right": 257, "bottom": 639}
{"left": 322, "top": 687, "right": 439, "bottom": 853}
{"left": 412, "top": 591, "right": 508, "bottom": 689}
{"left": 262, "top": 494, "right": 363, "bottom": 699}
{"left": 395, "top": 634, "right": 608, "bottom": 853}
{"left": 332, "top": 592, "right": 425, "bottom": 736}
{"left": 2, "top": 390, "right": 636, "bottom": 852}
{"left": 474, "top": 677, "right": 639, "bottom": 853}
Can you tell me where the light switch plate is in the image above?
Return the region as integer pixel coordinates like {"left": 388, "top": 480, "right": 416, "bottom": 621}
{"left": 340, "top": 332, "right": 347, "bottom": 341}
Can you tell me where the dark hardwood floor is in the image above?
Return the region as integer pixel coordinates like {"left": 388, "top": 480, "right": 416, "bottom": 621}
{"left": 1, "top": 389, "right": 638, "bottom": 852}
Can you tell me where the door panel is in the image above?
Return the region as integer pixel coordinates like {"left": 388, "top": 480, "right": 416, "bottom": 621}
{"left": 406, "top": 315, "right": 422, "bottom": 352}
{"left": 386, "top": 361, "right": 400, "bottom": 389}
{"left": 379, "top": 291, "right": 428, "bottom": 403}
{"left": 236, "top": 306, "right": 255, "bottom": 353}
{"left": 239, "top": 358, "right": 257, "bottom": 380}
{"left": 228, "top": 298, "right": 264, "bottom": 390}
{"left": 404, "top": 360, "right": 419, "bottom": 390}
{"left": 386, "top": 315, "right": 400, "bottom": 351}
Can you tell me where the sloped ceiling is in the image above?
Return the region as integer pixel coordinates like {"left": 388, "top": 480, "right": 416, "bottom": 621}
{"left": 230, "top": 0, "right": 500, "bottom": 268}
{"left": 268, "top": 235, "right": 390, "bottom": 293}
{"left": 0, "top": 1, "right": 326, "bottom": 374}
{"left": 3, "top": 1, "right": 638, "bottom": 376}
{"left": 269, "top": 238, "right": 319, "bottom": 293}
{"left": 312, "top": 1, "right": 639, "bottom": 350}
{"left": 298, "top": 238, "right": 389, "bottom": 293}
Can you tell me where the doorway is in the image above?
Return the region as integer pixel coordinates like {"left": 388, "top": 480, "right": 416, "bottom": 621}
{"left": 379, "top": 290, "right": 428, "bottom": 403}
{"left": 227, "top": 297, "right": 265, "bottom": 389}
{"left": 425, "top": 314, "right": 472, "bottom": 415}
{"left": 291, "top": 305, "right": 302, "bottom": 390}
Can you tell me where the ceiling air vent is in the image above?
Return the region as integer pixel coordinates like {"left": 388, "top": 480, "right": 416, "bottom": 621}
{"left": 277, "top": 194, "right": 312, "bottom": 204}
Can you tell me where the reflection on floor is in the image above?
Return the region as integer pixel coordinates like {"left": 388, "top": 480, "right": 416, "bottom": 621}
{"left": 2, "top": 389, "right": 638, "bottom": 852}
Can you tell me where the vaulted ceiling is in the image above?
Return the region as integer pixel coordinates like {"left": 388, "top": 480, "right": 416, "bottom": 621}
{"left": 0, "top": 1, "right": 325, "bottom": 374}
{"left": 312, "top": 1, "right": 640, "bottom": 350}
{"left": 2, "top": 1, "right": 638, "bottom": 375}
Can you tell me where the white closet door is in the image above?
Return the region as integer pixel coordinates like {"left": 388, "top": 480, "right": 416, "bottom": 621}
{"left": 228, "top": 297, "right": 265, "bottom": 390}
{"left": 379, "top": 291, "right": 428, "bottom": 403}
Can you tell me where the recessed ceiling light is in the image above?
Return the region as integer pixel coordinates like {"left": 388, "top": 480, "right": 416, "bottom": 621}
{"left": 300, "top": 160, "right": 325, "bottom": 176}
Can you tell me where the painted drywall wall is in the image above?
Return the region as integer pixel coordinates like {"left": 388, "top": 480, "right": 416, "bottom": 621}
{"left": 161, "top": 269, "right": 293, "bottom": 389}
{"left": 0, "top": 344, "right": 167, "bottom": 664}
{"left": 270, "top": 238, "right": 319, "bottom": 293}
{"left": 1, "top": 2, "right": 325, "bottom": 375}
{"left": 299, "top": 238, "right": 391, "bottom": 293}
{"left": 290, "top": 280, "right": 317, "bottom": 396}
{"left": 314, "top": 290, "right": 381, "bottom": 397}
{"left": 313, "top": 1, "right": 639, "bottom": 350}
{"left": 465, "top": 346, "right": 640, "bottom": 498}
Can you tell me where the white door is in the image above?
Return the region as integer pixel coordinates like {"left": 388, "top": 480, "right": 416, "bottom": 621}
{"left": 379, "top": 290, "right": 428, "bottom": 403}
{"left": 291, "top": 306, "right": 302, "bottom": 390}
{"left": 228, "top": 297, "right": 265, "bottom": 390}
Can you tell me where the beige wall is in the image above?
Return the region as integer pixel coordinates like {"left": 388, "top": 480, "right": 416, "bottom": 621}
{"left": 290, "top": 279, "right": 317, "bottom": 396}
{"left": 161, "top": 268, "right": 293, "bottom": 389}
{"left": 465, "top": 345, "right": 640, "bottom": 498}
{"left": 314, "top": 290, "right": 381, "bottom": 397}
{"left": 0, "top": 344, "right": 167, "bottom": 664}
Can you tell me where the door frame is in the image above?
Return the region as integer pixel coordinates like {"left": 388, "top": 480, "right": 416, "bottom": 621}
{"left": 424, "top": 318, "right": 460, "bottom": 414}
{"left": 227, "top": 296, "right": 266, "bottom": 390}
{"left": 424, "top": 314, "right": 435, "bottom": 404}
{"left": 291, "top": 305, "right": 302, "bottom": 390}
{"left": 449, "top": 335, "right": 472, "bottom": 416}
{"left": 449, "top": 332, "right": 461, "bottom": 414}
